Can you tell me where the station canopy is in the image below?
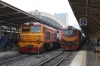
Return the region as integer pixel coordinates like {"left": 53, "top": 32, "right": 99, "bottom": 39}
{"left": 68, "top": 0, "right": 100, "bottom": 36}
{"left": 0, "top": 1, "right": 61, "bottom": 29}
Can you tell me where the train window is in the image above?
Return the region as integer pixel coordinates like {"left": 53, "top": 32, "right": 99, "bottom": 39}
{"left": 69, "top": 30, "right": 76, "bottom": 36}
{"left": 46, "top": 32, "right": 50, "bottom": 40}
{"left": 54, "top": 33, "right": 57, "bottom": 40}
{"left": 63, "top": 29, "right": 76, "bottom": 37}
{"left": 32, "top": 26, "right": 40, "bottom": 32}
{"left": 22, "top": 26, "right": 30, "bottom": 32}
{"left": 63, "top": 29, "right": 69, "bottom": 36}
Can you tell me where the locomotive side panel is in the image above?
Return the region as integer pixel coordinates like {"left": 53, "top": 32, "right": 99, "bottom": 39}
{"left": 44, "top": 27, "right": 57, "bottom": 43}
{"left": 43, "top": 26, "right": 59, "bottom": 50}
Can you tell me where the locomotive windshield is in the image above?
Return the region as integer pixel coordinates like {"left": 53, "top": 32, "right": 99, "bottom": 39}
{"left": 22, "top": 26, "right": 31, "bottom": 32}
{"left": 63, "top": 29, "right": 76, "bottom": 37}
{"left": 32, "top": 26, "right": 40, "bottom": 32}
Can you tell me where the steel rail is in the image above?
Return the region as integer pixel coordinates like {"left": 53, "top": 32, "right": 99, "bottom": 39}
{"left": 54, "top": 52, "right": 73, "bottom": 66}
{"left": 0, "top": 54, "right": 30, "bottom": 65}
{"left": 37, "top": 52, "right": 64, "bottom": 66}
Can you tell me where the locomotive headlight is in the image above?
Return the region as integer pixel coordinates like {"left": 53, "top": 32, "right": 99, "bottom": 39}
{"left": 36, "top": 38, "right": 40, "bottom": 41}
{"left": 22, "top": 38, "right": 26, "bottom": 40}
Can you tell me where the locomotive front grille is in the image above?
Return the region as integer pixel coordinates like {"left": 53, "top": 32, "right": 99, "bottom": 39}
{"left": 67, "top": 42, "right": 72, "bottom": 46}
{"left": 27, "top": 45, "right": 34, "bottom": 49}
{"left": 66, "top": 42, "right": 78, "bottom": 46}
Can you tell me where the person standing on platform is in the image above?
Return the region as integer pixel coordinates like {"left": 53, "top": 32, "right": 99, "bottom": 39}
{"left": 57, "top": 30, "right": 61, "bottom": 42}
{"left": 93, "top": 37, "right": 99, "bottom": 53}
{"left": 56, "top": 30, "right": 61, "bottom": 48}
{"left": 97, "top": 38, "right": 100, "bottom": 52}
{"left": 1, "top": 32, "right": 8, "bottom": 52}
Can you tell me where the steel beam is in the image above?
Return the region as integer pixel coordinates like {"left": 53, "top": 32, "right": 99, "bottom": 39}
{"left": 1, "top": 16, "right": 30, "bottom": 22}
{"left": 0, "top": 12, "right": 20, "bottom": 16}
{"left": 89, "top": 25, "right": 100, "bottom": 36}
{"left": 92, "top": 16, "right": 100, "bottom": 24}
{"left": 2, "top": 22, "right": 20, "bottom": 26}
{"left": 74, "top": 11, "right": 96, "bottom": 16}
{"left": 91, "top": 20, "right": 100, "bottom": 30}
{"left": 91, "top": 8, "right": 100, "bottom": 17}
{"left": 0, "top": 5, "right": 6, "bottom": 8}
{"left": 90, "top": 23, "right": 100, "bottom": 34}
{"left": 86, "top": 0, "right": 89, "bottom": 16}
{"left": 70, "top": 2, "right": 100, "bottom": 8}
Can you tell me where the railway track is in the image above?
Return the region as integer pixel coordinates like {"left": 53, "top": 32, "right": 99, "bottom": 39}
{"left": 54, "top": 52, "right": 72, "bottom": 66}
{"left": 0, "top": 49, "right": 75, "bottom": 66}
{"left": 0, "top": 54, "right": 31, "bottom": 65}
{"left": 0, "top": 49, "right": 63, "bottom": 66}
{"left": 37, "top": 52, "right": 72, "bottom": 66}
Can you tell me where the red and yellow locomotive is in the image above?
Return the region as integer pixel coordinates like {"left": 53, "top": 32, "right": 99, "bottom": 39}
{"left": 18, "top": 22, "right": 60, "bottom": 53}
{"left": 60, "top": 26, "right": 84, "bottom": 50}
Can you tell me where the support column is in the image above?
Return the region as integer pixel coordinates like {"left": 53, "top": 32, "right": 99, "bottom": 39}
{"left": 9, "top": 26, "right": 12, "bottom": 39}
{"left": 0, "top": 25, "right": 2, "bottom": 50}
{"left": 17, "top": 28, "right": 19, "bottom": 39}
{"left": 0, "top": 25, "right": 2, "bottom": 39}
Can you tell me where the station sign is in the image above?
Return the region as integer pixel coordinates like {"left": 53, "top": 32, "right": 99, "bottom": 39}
{"left": 79, "top": 18, "right": 87, "bottom": 26}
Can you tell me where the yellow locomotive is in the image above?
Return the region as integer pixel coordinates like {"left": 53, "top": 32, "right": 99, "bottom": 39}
{"left": 19, "top": 22, "right": 60, "bottom": 53}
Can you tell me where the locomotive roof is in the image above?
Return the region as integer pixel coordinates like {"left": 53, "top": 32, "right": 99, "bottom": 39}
{"left": 63, "top": 26, "right": 78, "bottom": 30}
{"left": 22, "top": 22, "right": 42, "bottom": 26}
{"left": 22, "top": 22, "right": 57, "bottom": 30}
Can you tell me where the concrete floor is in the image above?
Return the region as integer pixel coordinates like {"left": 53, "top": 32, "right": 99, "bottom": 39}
{"left": 70, "top": 43, "right": 100, "bottom": 66}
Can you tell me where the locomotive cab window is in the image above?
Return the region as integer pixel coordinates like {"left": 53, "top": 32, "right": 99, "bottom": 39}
{"left": 63, "top": 29, "right": 69, "bottom": 36}
{"left": 63, "top": 29, "right": 76, "bottom": 37}
{"left": 70, "top": 30, "right": 76, "bottom": 36}
{"left": 22, "top": 26, "right": 31, "bottom": 32}
{"left": 32, "top": 26, "right": 41, "bottom": 32}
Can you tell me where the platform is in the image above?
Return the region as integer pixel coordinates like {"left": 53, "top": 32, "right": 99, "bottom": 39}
{"left": 70, "top": 43, "right": 100, "bottom": 66}
{"left": 0, "top": 45, "right": 18, "bottom": 58}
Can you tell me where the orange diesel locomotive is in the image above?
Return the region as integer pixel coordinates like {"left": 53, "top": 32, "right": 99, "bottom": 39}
{"left": 18, "top": 22, "right": 60, "bottom": 53}
{"left": 60, "top": 26, "right": 84, "bottom": 50}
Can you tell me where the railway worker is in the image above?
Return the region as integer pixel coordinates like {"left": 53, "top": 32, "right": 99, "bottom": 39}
{"left": 97, "top": 39, "right": 100, "bottom": 45}
{"left": 86, "top": 36, "right": 89, "bottom": 44}
{"left": 93, "top": 38, "right": 100, "bottom": 53}
{"left": 57, "top": 30, "right": 61, "bottom": 42}
{"left": 1, "top": 32, "right": 8, "bottom": 52}
{"left": 97, "top": 38, "right": 100, "bottom": 52}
